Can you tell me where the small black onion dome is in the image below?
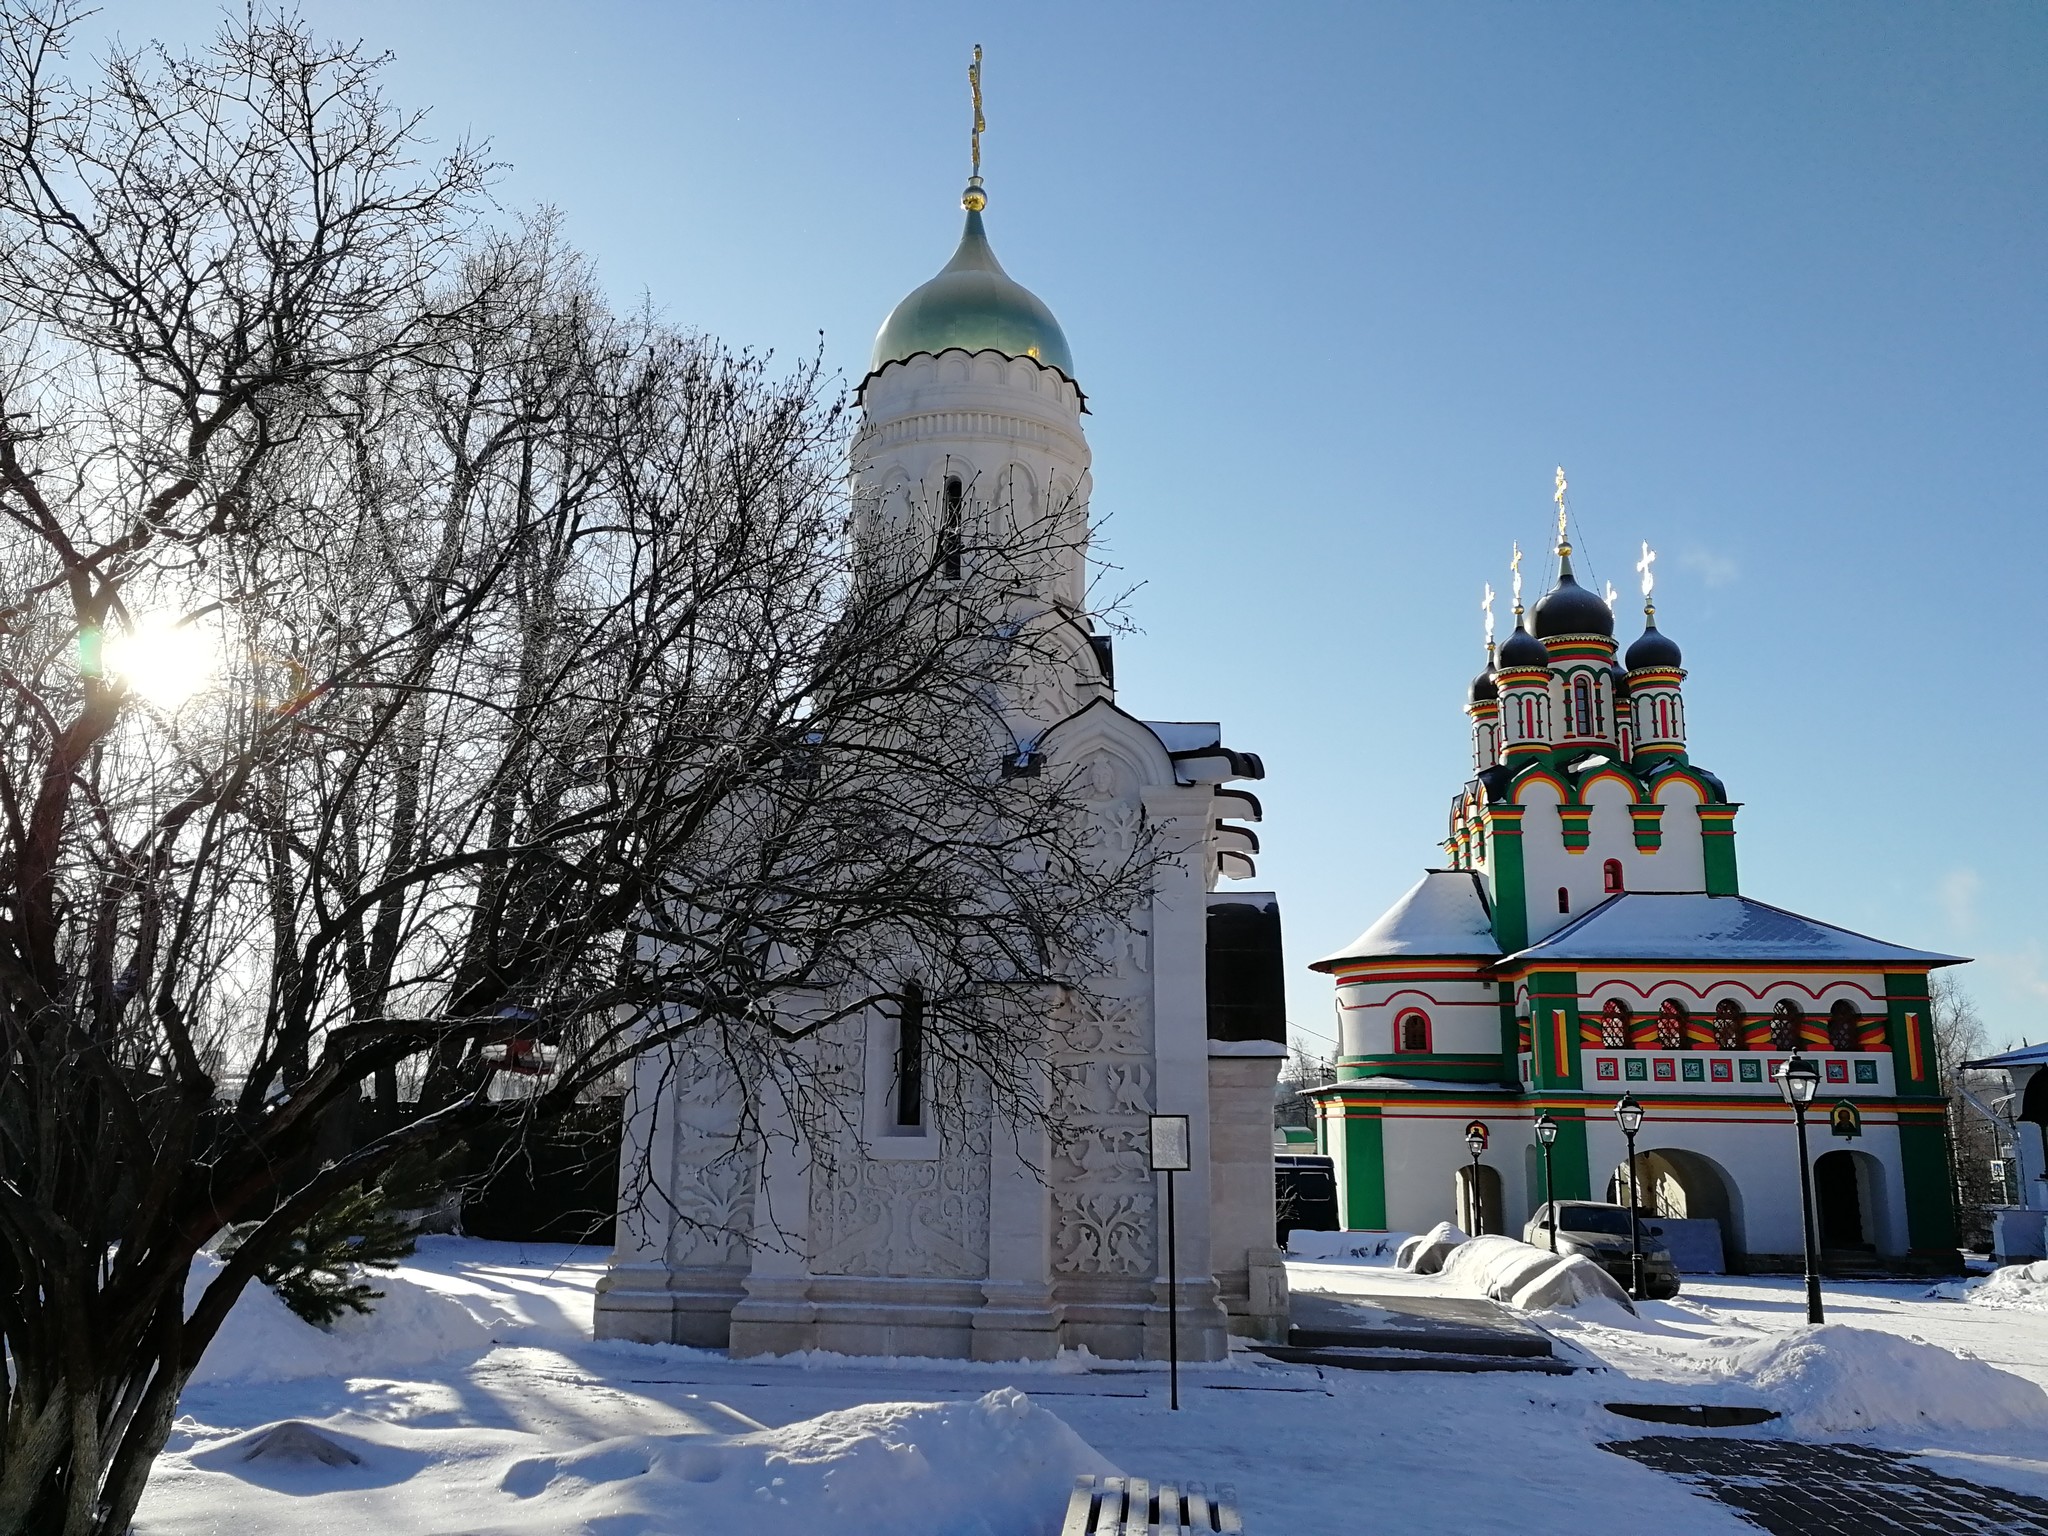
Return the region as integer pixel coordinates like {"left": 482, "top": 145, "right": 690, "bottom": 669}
{"left": 1532, "top": 555, "right": 1615, "bottom": 639}
{"left": 1497, "top": 619, "right": 1548, "bottom": 668}
{"left": 1625, "top": 617, "right": 1683, "bottom": 670}
{"left": 1468, "top": 660, "right": 1498, "bottom": 704}
{"left": 1610, "top": 662, "right": 1631, "bottom": 699}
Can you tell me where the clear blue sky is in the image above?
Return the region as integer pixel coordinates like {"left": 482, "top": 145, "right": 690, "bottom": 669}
{"left": 110, "top": 3, "right": 2048, "bottom": 1051}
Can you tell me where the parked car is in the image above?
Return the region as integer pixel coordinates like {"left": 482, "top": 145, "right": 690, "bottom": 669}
{"left": 1275, "top": 1154, "right": 1339, "bottom": 1247}
{"left": 1524, "top": 1200, "right": 1682, "bottom": 1299}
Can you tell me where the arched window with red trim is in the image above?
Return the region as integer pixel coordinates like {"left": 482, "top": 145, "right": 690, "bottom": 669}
{"left": 1657, "top": 999, "right": 1689, "bottom": 1050}
{"left": 1602, "top": 859, "right": 1623, "bottom": 894}
{"left": 1396, "top": 1011, "right": 1431, "bottom": 1053}
{"left": 1573, "top": 675, "right": 1592, "bottom": 734}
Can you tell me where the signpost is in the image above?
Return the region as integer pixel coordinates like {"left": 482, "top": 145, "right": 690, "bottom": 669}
{"left": 1148, "top": 1114, "right": 1192, "bottom": 1411}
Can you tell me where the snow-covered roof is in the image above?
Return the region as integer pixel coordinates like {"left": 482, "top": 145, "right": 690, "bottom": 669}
{"left": 1142, "top": 721, "right": 1221, "bottom": 753}
{"left": 1500, "top": 893, "right": 1966, "bottom": 970}
{"left": 1965, "top": 1042, "right": 2048, "bottom": 1071}
{"left": 1312, "top": 871, "right": 1500, "bottom": 971}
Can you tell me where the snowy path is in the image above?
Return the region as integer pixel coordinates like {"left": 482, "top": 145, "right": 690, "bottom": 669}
{"left": 136, "top": 1240, "right": 2048, "bottom": 1535}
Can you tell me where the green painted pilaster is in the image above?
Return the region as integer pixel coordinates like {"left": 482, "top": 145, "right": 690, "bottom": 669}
{"left": 1698, "top": 804, "right": 1741, "bottom": 894}
{"left": 1527, "top": 970, "right": 1584, "bottom": 1090}
{"left": 1884, "top": 972, "right": 1939, "bottom": 1097}
{"left": 1899, "top": 1112, "right": 1958, "bottom": 1251}
{"left": 1543, "top": 1108, "right": 1594, "bottom": 1203}
{"left": 1487, "top": 805, "right": 1528, "bottom": 952}
{"left": 1340, "top": 1106, "right": 1387, "bottom": 1231}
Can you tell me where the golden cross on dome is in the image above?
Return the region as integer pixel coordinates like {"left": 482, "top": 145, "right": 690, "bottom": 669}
{"left": 1553, "top": 466, "right": 1570, "bottom": 553}
{"left": 1637, "top": 541, "right": 1658, "bottom": 615}
{"left": 1482, "top": 583, "right": 1496, "bottom": 645}
{"left": 969, "top": 45, "right": 985, "bottom": 181}
{"left": 1510, "top": 542, "right": 1524, "bottom": 610}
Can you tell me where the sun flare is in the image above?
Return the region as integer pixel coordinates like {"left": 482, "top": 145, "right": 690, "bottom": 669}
{"left": 102, "top": 614, "right": 217, "bottom": 708}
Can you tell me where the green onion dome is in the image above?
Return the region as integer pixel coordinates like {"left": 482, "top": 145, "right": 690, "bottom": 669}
{"left": 870, "top": 181, "right": 1074, "bottom": 378}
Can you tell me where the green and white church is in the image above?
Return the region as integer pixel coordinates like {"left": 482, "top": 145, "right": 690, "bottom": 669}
{"left": 1308, "top": 489, "right": 1964, "bottom": 1272}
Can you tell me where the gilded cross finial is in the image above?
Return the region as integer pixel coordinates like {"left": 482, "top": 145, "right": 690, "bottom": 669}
{"left": 1553, "top": 466, "right": 1571, "bottom": 556}
{"left": 1604, "top": 580, "right": 1618, "bottom": 608}
{"left": 1482, "top": 583, "right": 1496, "bottom": 646}
{"left": 1510, "top": 542, "right": 1524, "bottom": 612}
{"left": 1637, "top": 541, "right": 1658, "bottom": 618}
{"left": 969, "top": 44, "right": 985, "bottom": 180}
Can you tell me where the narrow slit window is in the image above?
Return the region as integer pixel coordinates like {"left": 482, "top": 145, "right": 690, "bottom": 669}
{"left": 939, "top": 476, "right": 963, "bottom": 581}
{"left": 1573, "top": 676, "right": 1591, "bottom": 734}
{"left": 895, "top": 982, "right": 925, "bottom": 1128}
{"left": 1557, "top": 886, "right": 1570, "bottom": 914}
{"left": 1603, "top": 858, "right": 1623, "bottom": 894}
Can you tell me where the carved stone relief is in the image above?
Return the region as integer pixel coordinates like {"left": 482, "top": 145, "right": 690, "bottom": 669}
{"left": 1049, "top": 990, "right": 1156, "bottom": 1277}
{"left": 663, "top": 1048, "right": 758, "bottom": 1269}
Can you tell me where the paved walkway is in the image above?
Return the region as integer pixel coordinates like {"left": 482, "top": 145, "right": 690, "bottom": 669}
{"left": 1608, "top": 1436, "right": 2048, "bottom": 1535}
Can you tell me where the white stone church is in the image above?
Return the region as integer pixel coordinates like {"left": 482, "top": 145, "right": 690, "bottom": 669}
{"left": 594, "top": 165, "right": 1287, "bottom": 1360}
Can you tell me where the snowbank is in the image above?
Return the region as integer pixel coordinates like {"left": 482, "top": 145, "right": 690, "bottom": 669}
{"left": 500, "top": 1387, "right": 1113, "bottom": 1536}
{"left": 1286, "top": 1230, "right": 1413, "bottom": 1263}
{"left": 185, "top": 1251, "right": 491, "bottom": 1385}
{"left": 1394, "top": 1221, "right": 1467, "bottom": 1274}
{"left": 1436, "top": 1235, "right": 1635, "bottom": 1314}
{"left": 1930, "top": 1260, "right": 2048, "bottom": 1312}
{"left": 1720, "top": 1325, "right": 2048, "bottom": 1438}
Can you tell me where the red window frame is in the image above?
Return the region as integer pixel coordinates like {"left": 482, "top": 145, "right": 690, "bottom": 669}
{"left": 1394, "top": 1010, "right": 1432, "bottom": 1053}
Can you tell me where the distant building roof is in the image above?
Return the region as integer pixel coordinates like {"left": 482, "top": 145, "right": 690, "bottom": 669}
{"left": 1312, "top": 871, "right": 1500, "bottom": 971}
{"left": 1499, "top": 892, "right": 1966, "bottom": 970}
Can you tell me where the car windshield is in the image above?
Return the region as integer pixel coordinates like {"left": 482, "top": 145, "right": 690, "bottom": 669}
{"left": 1558, "top": 1206, "right": 1634, "bottom": 1236}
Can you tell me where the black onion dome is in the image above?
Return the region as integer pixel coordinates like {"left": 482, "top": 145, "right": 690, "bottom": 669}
{"left": 1497, "top": 620, "right": 1548, "bottom": 668}
{"left": 1610, "top": 662, "right": 1631, "bottom": 699}
{"left": 1625, "top": 619, "right": 1683, "bottom": 670}
{"left": 1532, "top": 556, "right": 1615, "bottom": 639}
{"left": 1468, "top": 660, "right": 1498, "bottom": 703}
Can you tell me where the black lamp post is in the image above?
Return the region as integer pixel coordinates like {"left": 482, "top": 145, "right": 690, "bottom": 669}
{"left": 1614, "top": 1093, "right": 1646, "bottom": 1299}
{"left": 1776, "top": 1051, "right": 1825, "bottom": 1324}
{"left": 1464, "top": 1126, "right": 1487, "bottom": 1234}
{"left": 1533, "top": 1113, "right": 1559, "bottom": 1253}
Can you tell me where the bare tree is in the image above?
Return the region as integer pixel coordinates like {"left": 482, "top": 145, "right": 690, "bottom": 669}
{"left": 0, "top": 9, "right": 1155, "bottom": 1531}
{"left": 1932, "top": 972, "right": 2003, "bottom": 1248}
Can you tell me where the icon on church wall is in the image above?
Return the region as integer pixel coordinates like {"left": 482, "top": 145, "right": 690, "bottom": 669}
{"left": 1825, "top": 1059, "right": 1849, "bottom": 1084}
{"left": 1596, "top": 1057, "right": 1619, "bottom": 1081}
{"left": 1854, "top": 1060, "right": 1879, "bottom": 1084}
{"left": 1830, "top": 1101, "right": 1862, "bottom": 1139}
{"left": 1624, "top": 1058, "right": 1648, "bottom": 1081}
{"left": 1682, "top": 1058, "right": 1705, "bottom": 1081}
{"left": 1739, "top": 1059, "right": 1763, "bottom": 1082}
{"left": 1653, "top": 1058, "right": 1676, "bottom": 1081}
{"left": 1710, "top": 1059, "right": 1733, "bottom": 1082}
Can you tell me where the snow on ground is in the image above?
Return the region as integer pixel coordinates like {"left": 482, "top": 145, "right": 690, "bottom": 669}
{"left": 140, "top": 1239, "right": 2048, "bottom": 1535}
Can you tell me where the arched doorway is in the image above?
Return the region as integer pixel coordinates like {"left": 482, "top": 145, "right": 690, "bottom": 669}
{"left": 1456, "top": 1162, "right": 1502, "bottom": 1236}
{"left": 1605, "top": 1147, "right": 1745, "bottom": 1270}
{"left": 1815, "top": 1149, "right": 1887, "bottom": 1253}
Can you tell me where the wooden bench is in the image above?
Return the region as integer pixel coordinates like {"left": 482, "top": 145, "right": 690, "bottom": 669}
{"left": 1061, "top": 1474, "right": 1243, "bottom": 1534}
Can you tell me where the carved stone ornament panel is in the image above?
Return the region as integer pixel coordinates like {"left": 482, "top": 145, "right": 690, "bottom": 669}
{"left": 663, "top": 1048, "right": 758, "bottom": 1268}
{"left": 807, "top": 1024, "right": 992, "bottom": 1279}
{"left": 1049, "top": 992, "right": 1156, "bottom": 1276}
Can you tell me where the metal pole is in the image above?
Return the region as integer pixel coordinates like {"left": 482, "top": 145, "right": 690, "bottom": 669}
{"left": 1793, "top": 1100, "right": 1825, "bottom": 1324}
{"left": 1468, "top": 1151, "right": 1483, "bottom": 1234}
{"left": 1625, "top": 1126, "right": 1645, "bottom": 1300}
{"left": 1542, "top": 1138, "right": 1556, "bottom": 1253}
{"left": 1166, "top": 1166, "right": 1180, "bottom": 1411}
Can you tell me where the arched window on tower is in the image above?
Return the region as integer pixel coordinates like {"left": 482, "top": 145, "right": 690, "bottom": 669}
{"left": 1771, "top": 998, "right": 1804, "bottom": 1052}
{"left": 1713, "top": 998, "right": 1745, "bottom": 1050}
{"left": 1602, "top": 859, "right": 1624, "bottom": 894}
{"left": 1657, "top": 999, "right": 1689, "bottom": 1050}
{"left": 938, "top": 475, "right": 964, "bottom": 581}
{"left": 1655, "top": 697, "right": 1671, "bottom": 740}
{"left": 1828, "top": 1000, "right": 1862, "bottom": 1052}
{"left": 1521, "top": 698, "right": 1537, "bottom": 738}
{"left": 1396, "top": 1011, "right": 1431, "bottom": 1053}
{"left": 1557, "top": 886, "right": 1570, "bottom": 914}
{"left": 1573, "top": 675, "right": 1592, "bottom": 735}
{"left": 1601, "top": 998, "right": 1631, "bottom": 1049}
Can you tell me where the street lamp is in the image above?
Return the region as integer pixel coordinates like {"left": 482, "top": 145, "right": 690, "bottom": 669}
{"left": 1614, "top": 1093, "right": 1646, "bottom": 1299}
{"left": 1775, "top": 1050, "right": 1825, "bottom": 1325}
{"left": 1464, "top": 1126, "right": 1487, "bottom": 1234}
{"left": 1533, "top": 1113, "right": 1559, "bottom": 1253}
